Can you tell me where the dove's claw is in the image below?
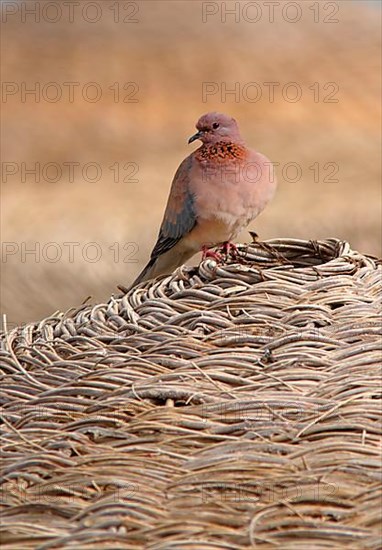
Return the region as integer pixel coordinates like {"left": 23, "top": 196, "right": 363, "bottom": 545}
{"left": 201, "top": 246, "right": 223, "bottom": 262}
{"left": 221, "top": 241, "right": 240, "bottom": 258}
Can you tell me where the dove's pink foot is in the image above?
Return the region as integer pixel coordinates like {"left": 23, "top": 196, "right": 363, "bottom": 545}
{"left": 201, "top": 245, "right": 223, "bottom": 262}
{"left": 221, "top": 241, "right": 240, "bottom": 258}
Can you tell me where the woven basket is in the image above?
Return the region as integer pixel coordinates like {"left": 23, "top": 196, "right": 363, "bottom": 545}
{"left": 1, "top": 238, "right": 381, "bottom": 549}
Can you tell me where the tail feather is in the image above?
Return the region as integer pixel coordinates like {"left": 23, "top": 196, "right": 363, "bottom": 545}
{"left": 129, "top": 258, "right": 157, "bottom": 289}
{"left": 128, "top": 245, "right": 196, "bottom": 290}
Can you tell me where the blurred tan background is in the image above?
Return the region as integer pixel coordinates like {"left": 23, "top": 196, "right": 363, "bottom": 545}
{"left": 1, "top": 0, "right": 381, "bottom": 325}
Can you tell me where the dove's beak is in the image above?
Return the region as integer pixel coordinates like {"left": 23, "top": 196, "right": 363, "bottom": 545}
{"left": 188, "top": 131, "right": 203, "bottom": 144}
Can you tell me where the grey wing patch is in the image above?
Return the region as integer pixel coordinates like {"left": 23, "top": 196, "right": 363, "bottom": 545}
{"left": 150, "top": 191, "right": 196, "bottom": 260}
{"left": 149, "top": 157, "right": 197, "bottom": 261}
{"left": 150, "top": 236, "right": 180, "bottom": 260}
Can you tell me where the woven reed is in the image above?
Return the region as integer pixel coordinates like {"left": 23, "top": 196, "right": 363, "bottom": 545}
{"left": 1, "top": 238, "right": 381, "bottom": 549}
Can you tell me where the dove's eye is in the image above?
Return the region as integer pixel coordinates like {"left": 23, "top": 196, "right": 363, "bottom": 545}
{"left": 212, "top": 122, "right": 219, "bottom": 129}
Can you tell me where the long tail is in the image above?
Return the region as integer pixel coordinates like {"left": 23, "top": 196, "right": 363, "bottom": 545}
{"left": 128, "top": 247, "right": 195, "bottom": 290}
{"left": 129, "top": 258, "right": 157, "bottom": 289}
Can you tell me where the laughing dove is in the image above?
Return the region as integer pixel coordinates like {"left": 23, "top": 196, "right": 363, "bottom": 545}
{"left": 131, "top": 112, "right": 277, "bottom": 286}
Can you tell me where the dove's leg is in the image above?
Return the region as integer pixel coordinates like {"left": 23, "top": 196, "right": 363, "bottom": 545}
{"left": 221, "top": 241, "right": 240, "bottom": 258}
{"left": 201, "top": 245, "right": 223, "bottom": 262}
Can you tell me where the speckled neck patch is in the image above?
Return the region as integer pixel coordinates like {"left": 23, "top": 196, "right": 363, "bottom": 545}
{"left": 195, "top": 141, "right": 247, "bottom": 162}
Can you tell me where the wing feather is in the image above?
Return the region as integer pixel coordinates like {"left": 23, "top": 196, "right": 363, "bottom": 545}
{"left": 149, "top": 155, "right": 196, "bottom": 260}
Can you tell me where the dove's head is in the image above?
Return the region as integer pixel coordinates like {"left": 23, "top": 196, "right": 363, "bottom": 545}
{"left": 188, "top": 112, "right": 243, "bottom": 145}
